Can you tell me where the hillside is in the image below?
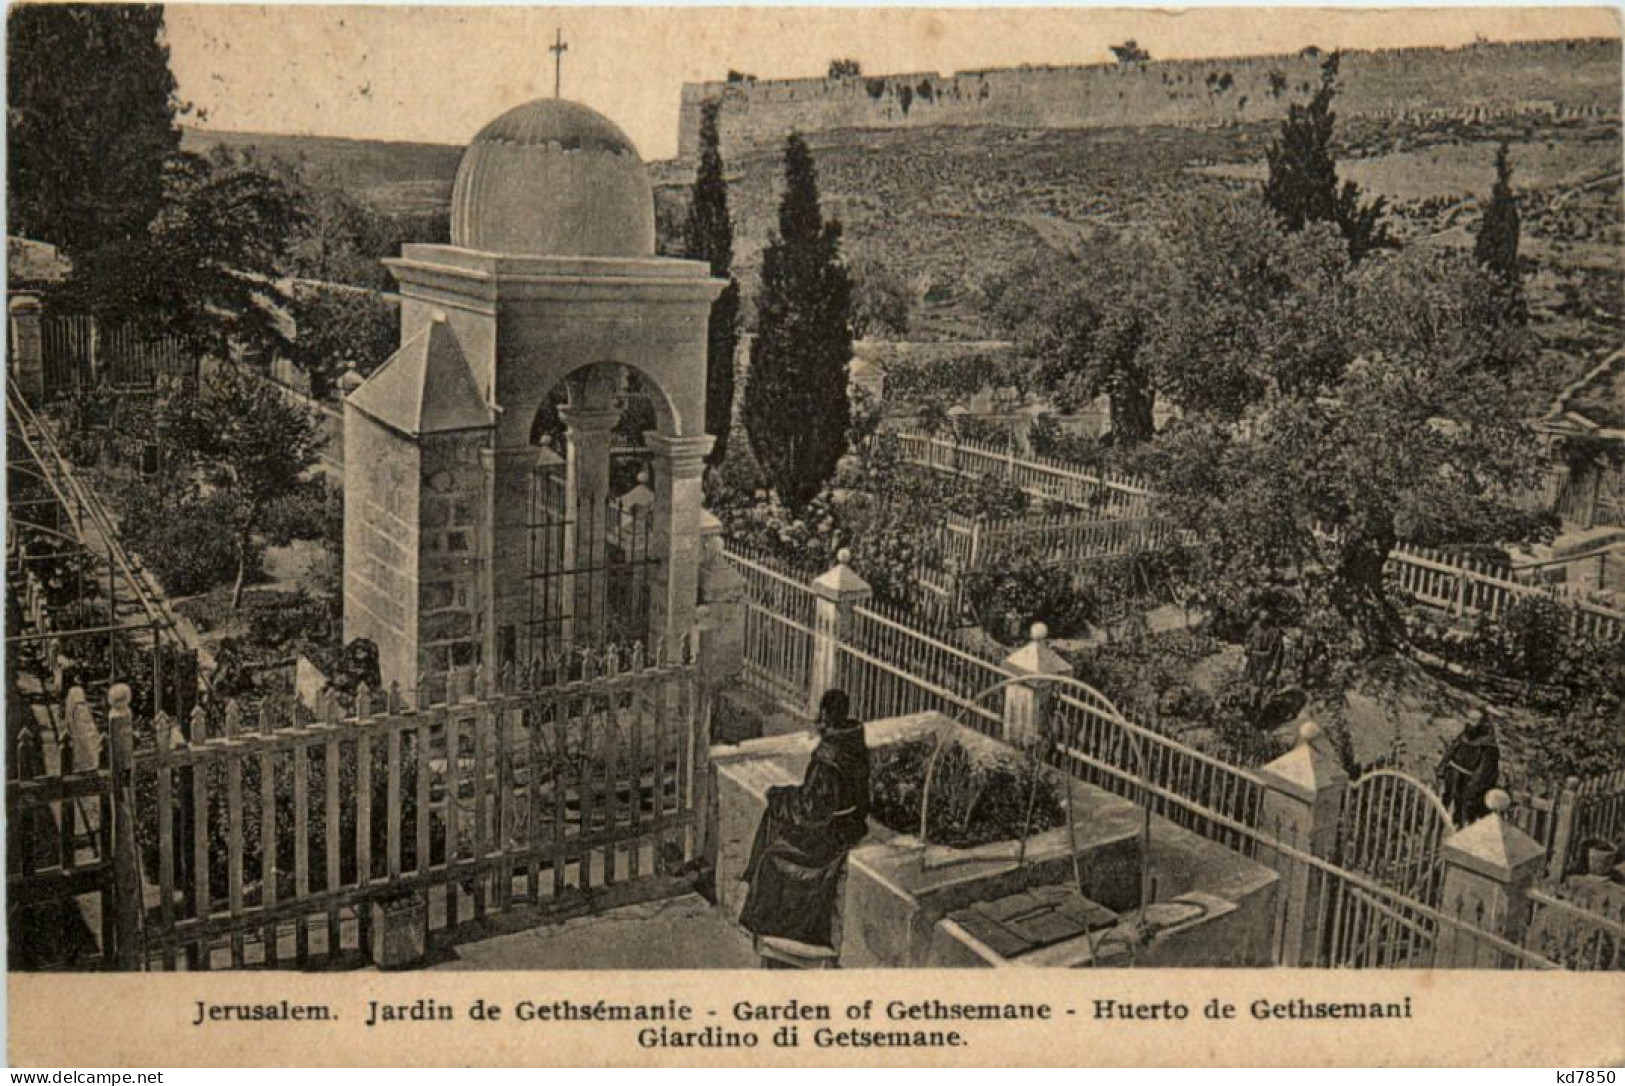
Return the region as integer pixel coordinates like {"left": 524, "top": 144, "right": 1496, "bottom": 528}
{"left": 181, "top": 127, "right": 460, "bottom": 215}
{"left": 653, "top": 111, "right": 1622, "bottom": 355}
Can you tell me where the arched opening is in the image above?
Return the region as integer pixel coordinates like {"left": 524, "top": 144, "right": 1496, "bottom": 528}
{"left": 508, "top": 362, "right": 670, "bottom": 668}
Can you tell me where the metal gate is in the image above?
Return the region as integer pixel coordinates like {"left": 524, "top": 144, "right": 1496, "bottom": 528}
{"left": 1314, "top": 769, "right": 1454, "bottom": 967}
{"left": 524, "top": 465, "right": 658, "bottom": 665}
{"left": 1339, "top": 769, "right": 1453, "bottom": 904}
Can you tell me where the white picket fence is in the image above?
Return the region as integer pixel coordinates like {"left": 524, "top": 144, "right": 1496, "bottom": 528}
{"left": 899, "top": 432, "right": 1624, "bottom": 642}
{"left": 1387, "top": 543, "right": 1625, "bottom": 642}
{"left": 894, "top": 430, "right": 1152, "bottom": 517}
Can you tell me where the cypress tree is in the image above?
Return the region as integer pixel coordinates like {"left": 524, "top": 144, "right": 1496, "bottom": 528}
{"left": 7, "top": 5, "right": 183, "bottom": 257}
{"left": 1475, "top": 142, "right": 1524, "bottom": 320}
{"left": 684, "top": 99, "right": 740, "bottom": 466}
{"left": 743, "top": 134, "right": 853, "bottom": 510}
{"left": 1263, "top": 52, "right": 1392, "bottom": 261}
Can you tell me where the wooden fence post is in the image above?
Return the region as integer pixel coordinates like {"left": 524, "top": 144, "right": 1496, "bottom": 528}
{"left": 1546, "top": 776, "right": 1582, "bottom": 882}
{"left": 966, "top": 515, "right": 986, "bottom": 575}
{"left": 809, "top": 550, "right": 872, "bottom": 715}
{"left": 106, "top": 683, "right": 143, "bottom": 970}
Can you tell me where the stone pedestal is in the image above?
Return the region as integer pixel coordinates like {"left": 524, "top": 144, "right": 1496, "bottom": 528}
{"left": 560, "top": 401, "right": 621, "bottom": 649}
{"left": 1257, "top": 721, "right": 1348, "bottom": 966}
{"left": 9, "top": 294, "right": 45, "bottom": 404}
{"left": 370, "top": 893, "right": 429, "bottom": 969}
{"left": 697, "top": 509, "right": 745, "bottom": 691}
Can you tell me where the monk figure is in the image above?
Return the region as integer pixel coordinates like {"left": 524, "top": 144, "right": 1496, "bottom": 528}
{"left": 739, "top": 688, "right": 870, "bottom": 952}
{"left": 1437, "top": 710, "right": 1500, "bottom": 828}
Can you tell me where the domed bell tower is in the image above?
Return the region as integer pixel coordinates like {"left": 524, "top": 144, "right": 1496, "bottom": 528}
{"left": 343, "top": 100, "right": 723, "bottom": 692}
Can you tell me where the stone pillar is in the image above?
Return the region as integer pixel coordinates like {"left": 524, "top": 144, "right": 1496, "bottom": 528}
{"left": 645, "top": 432, "right": 714, "bottom": 658}
{"left": 489, "top": 444, "right": 549, "bottom": 666}
{"left": 559, "top": 404, "right": 621, "bottom": 649}
{"left": 9, "top": 293, "right": 46, "bottom": 404}
{"left": 1437, "top": 789, "right": 1546, "bottom": 968}
{"left": 1257, "top": 721, "right": 1348, "bottom": 966}
{"left": 1000, "top": 623, "right": 1072, "bottom": 748}
{"left": 809, "top": 549, "right": 871, "bottom": 715}
{"left": 697, "top": 509, "right": 745, "bottom": 692}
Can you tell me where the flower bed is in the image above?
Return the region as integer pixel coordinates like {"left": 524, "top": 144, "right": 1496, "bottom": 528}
{"left": 868, "top": 735, "right": 1065, "bottom": 848}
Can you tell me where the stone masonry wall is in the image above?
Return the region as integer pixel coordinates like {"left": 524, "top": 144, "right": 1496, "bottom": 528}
{"left": 677, "top": 37, "right": 1622, "bottom": 160}
{"left": 343, "top": 409, "right": 422, "bottom": 690}
{"left": 416, "top": 431, "right": 490, "bottom": 676}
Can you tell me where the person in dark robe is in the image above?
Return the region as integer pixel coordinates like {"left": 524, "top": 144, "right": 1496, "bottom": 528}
{"left": 739, "top": 688, "right": 870, "bottom": 951}
{"left": 1437, "top": 710, "right": 1500, "bottom": 827}
{"left": 1243, "top": 613, "right": 1284, "bottom": 700}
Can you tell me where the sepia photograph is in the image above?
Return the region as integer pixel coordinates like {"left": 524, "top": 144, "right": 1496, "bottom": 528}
{"left": 4, "top": 0, "right": 1623, "bottom": 1067}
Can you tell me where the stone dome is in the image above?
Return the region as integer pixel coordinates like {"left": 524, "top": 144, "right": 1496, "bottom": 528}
{"left": 449, "top": 99, "right": 655, "bottom": 258}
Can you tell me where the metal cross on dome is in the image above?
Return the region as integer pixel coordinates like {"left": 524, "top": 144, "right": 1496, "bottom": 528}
{"left": 550, "top": 28, "right": 568, "bottom": 98}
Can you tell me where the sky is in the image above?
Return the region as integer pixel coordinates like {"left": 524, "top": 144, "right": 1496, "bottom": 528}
{"left": 164, "top": 5, "right": 1624, "bottom": 161}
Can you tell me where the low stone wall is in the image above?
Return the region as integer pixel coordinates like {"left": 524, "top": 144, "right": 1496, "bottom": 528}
{"left": 711, "top": 711, "right": 1279, "bottom": 968}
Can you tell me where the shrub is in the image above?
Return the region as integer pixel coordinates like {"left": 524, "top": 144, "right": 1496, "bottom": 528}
{"left": 119, "top": 485, "right": 258, "bottom": 598}
{"left": 869, "top": 735, "right": 1066, "bottom": 848}
{"left": 1208, "top": 678, "right": 1292, "bottom": 766}
{"left": 963, "top": 545, "right": 1098, "bottom": 645}
{"left": 243, "top": 590, "right": 331, "bottom": 653}
{"left": 261, "top": 476, "right": 339, "bottom": 547}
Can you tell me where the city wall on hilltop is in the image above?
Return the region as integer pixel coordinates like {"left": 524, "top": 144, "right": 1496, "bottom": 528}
{"left": 676, "top": 38, "right": 1622, "bottom": 160}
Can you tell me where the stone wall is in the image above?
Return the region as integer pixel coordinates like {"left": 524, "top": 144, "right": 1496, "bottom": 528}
{"left": 342, "top": 408, "right": 422, "bottom": 690}
{"left": 416, "top": 431, "right": 490, "bottom": 676}
{"left": 677, "top": 37, "right": 1622, "bottom": 160}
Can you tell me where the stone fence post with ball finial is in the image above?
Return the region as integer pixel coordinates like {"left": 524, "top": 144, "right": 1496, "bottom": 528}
{"left": 1001, "top": 623, "right": 1073, "bottom": 748}
{"left": 1436, "top": 788, "right": 1546, "bottom": 967}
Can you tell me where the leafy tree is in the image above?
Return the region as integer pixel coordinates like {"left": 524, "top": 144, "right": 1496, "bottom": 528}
{"left": 998, "top": 236, "right": 1167, "bottom": 445}
{"left": 287, "top": 287, "right": 399, "bottom": 399}
{"left": 284, "top": 175, "right": 400, "bottom": 290}
{"left": 743, "top": 134, "right": 854, "bottom": 510}
{"left": 849, "top": 255, "right": 913, "bottom": 340}
{"left": 1353, "top": 244, "right": 1529, "bottom": 381}
{"left": 161, "top": 367, "right": 323, "bottom": 608}
{"left": 684, "top": 99, "right": 741, "bottom": 467}
{"left": 991, "top": 201, "right": 1352, "bottom": 440}
{"left": 52, "top": 149, "right": 309, "bottom": 361}
{"left": 1110, "top": 40, "right": 1151, "bottom": 63}
{"left": 1148, "top": 245, "right": 1548, "bottom": 658}
{"left": 1473, "top": 142, "right": 1525, "bottom": 322}
{"left": 1262, "top": 52, "right": 1393, "bottom": 262}
{"left": 6, "top": 5, "right": 184, "bottom": 258}
{"left": 1153, "top": 198, "right": 1355, "bottom": 420}
{"left": 828, "top": 58, "right": 862, "bottom": 78}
